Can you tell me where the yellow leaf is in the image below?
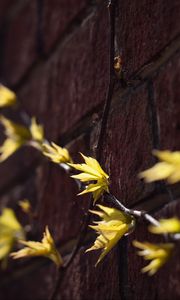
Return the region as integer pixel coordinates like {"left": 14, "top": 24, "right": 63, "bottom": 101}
{"left": 0, "top": 85, "right": 17, "bottom": 107}
{"left": 0, "top": 115, "right": 31, "bottom": 162}
{"left": 11, "top": 226, "right": 63, "bottom": 267}
{"left": 154, "top": 150, "right": 180, "bottom": 164}
{"left": 18, "top": 199, "right": 32, "bottom": 214}
{"left": 149, "top": 218, "right": 180, "bottom": 234}
{"left": 86, "top": 205, "right": 135, "bottom": 264}
{"left": 69, "top": 153, "right": 109, "bottom": 202}
{"left": 0, "top": 139, "right": 23, "bottom": 162}
{"left": 0, "top": 208, "right": 25, "bottom": 267}
{"left": 30, "top": 117, "right": 44, "bottom": 142}
{"left": 139, "top": 150, "right": 180, "bottom": 184}
{"left": 42, "top": 142, "right": 72, "bottom": 164}
{"left": 133, "top": 240, "right": 174, "bottom": 275}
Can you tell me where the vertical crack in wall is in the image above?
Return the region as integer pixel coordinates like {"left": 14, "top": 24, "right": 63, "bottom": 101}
{"left": 108, "top": 1, "right": 131, "bottom": 299}
{"left": 118, "top": 238, "right": 133, "bottom": 300}
{"left": 96, "top": 0, "right": 116, "bottom": 162}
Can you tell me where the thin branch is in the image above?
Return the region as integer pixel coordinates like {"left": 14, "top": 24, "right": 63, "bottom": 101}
{"left": 105, "top": 192, "right": 160, "bottom": 226}
{"left": 143, "top": 213, "right": 160, "bottom": 227}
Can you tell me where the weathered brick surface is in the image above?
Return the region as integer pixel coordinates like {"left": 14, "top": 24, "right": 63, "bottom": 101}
{"left": 101, "top": 86, "right": 154, "bottom": 206}
{"left": 2, "top": 1, "right": 38, "bottom": 86}
{"left": 116, "top": 0, "right": 180, "bottom": 80}
{"left": 17, "top": 64, "right": 51, "bottom": 136}
{"left": 0, "top": 261, "right": 55, "bottom": 300}
{"left": 16, "top": 4, "right": 109, "bottom": 137}
{"left": 41, "top": 0, "right": 87, "bottom": 53}
{"left": 55, "top": 246, "right": 121, "bottom": 300}
{"left": 46, "top": 5, "right": 109, "bottom": 136}
{"left": 153, "top": 53, "right": 180, "bottom": 149}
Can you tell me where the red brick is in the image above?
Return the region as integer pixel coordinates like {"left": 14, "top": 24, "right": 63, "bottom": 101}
{"left": 16, "top": 5, "right": 109, "bottom": 137}
{"left": 101, "top": 87, "right": 154, "bottom": 207}
{"left": 116, "top": 0, "right": 180, "bottom": 80}
{"left": 56, "top": 246, "right": 120, "bottom": 300}
{"left": 42, "top": 0, "right": 87, "bottom": 53}
{"left": 0, "top": 262, "right": 55, "bottom": 300}
{"left": 2, "top": 1, "right": 38, "bottom": 86}
{"left": 153, "top": 53, "right": 180, "bottom": 149}
{"left": 47, "top": 5, "right": 109, "bottom": 136}
{"left": 17, "top": 64, "right": 52, "bottom": 137}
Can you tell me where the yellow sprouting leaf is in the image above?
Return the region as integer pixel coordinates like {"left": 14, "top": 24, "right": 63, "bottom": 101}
{"left": 0, "top": 208, "right": 23, "bottom": 233}
{"left": 0, "top": 115, "right": 30, "bottom": 140}
{"left": 69, "top": 153, "right": 109, "bottom": 202}
{"left": 0, "top": 115, "right": 31, "bottom": 162}
{"left": 42, "top": 142, "right": 72, "bottom": 164}
{"left": 0, "top": 85, "right": 17, "bottom": 107}
{"left": 11, "top": 226, "right": 63, "bottom": 267}
{"left": 153, "top": 150, "right": 180, "bottom": 164}
{"left": 30, "top": 117, "right": 44, "bottom": 142}
{"left": 149, "top": 218, "right": 180, "bottom": 234}
{"left": 0, "top": 138, "right": 24, "bottom": 162}
{"left": 0, "top": 116, "right": 45, "bottom": 161}
{"left": 139, "top": 150, "right": 180, "bottom": 184}
{"left": 0, "top": 208, "right": 25, "bottom": 267}
{"left": 86, "top": 205, "right": 135, "bottom": 264}
{"left": 133, "top": 240, "right": 174, "bottom": 275}
{"left": 18, "top": 199, "right": 32, "bottom": 214}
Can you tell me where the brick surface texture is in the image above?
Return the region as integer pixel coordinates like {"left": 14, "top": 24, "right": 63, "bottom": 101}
{"left": 0, "top": 0, "right": 179, "bottom": 299}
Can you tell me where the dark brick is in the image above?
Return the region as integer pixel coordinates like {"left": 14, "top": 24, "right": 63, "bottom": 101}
{"left": 42, "top": 0, "right": 87, "bottom": 53}
{"left": 55, "top": 246, "right": 120, "bottom": 300}
{"left": 17, "top": 64, "right": 51, "bottom": 137}
{"left": 47, "top": 5, "right": 109, "bottom": 136}
{"left": 16, "top": 5, "right": 109, "bottom": 137}
{"left": 153, "top": 53, "right": 180, "bottom": 149}
{"left": 101, "top": 86, "right": 154, "bottom": 207}
{"left": 2, "top": 1, "right": 38, "bottom": 86}
{"left": 0, "top": 261, "right": 55, "bottom": 300}
{"left": 116, "top": 0, "right": 180, "bottom": 80}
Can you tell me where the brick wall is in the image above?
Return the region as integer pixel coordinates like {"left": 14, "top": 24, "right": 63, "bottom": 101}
{"left": 0, "top": 0, "right": 180, "bottom": 299}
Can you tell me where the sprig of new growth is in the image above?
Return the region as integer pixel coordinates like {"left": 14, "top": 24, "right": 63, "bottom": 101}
{"left": 0, "top": 85, "right": 180, "bottom": 277}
